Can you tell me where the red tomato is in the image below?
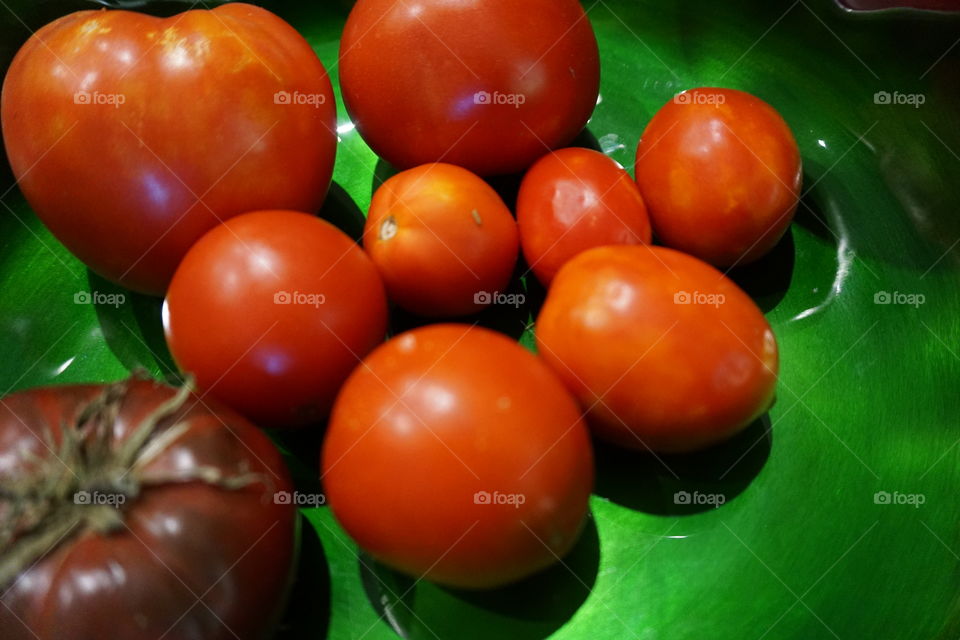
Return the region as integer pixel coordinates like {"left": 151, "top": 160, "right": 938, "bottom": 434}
{"left": 536, "top": 245, "right": 778, "bottom": 453}
{"left": 517, "top": 148, "right": 652, "bottom": 286}
{"left": 339, "top": 0, "right": 599, "bottom": 176}
{"left": 0, "top": 377, "right": 295, "bottom": 640}
{"left": 322, "top": 324, "right": 593, "bottom": 589}
{"left": 634, "top": 88, "right": 801, "bottom": 267}
{"left": 1, "top": 4, "right": 337, "bottom": 294}
{"left": 163, "top": 210, "right": 387, "bottom": 428}
{"left": 363, "top": 163, "right": 519, "bottom": 317}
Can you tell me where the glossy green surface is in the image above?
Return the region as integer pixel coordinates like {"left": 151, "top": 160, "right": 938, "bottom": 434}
{"left": 1, "top": 1, "right": 959, "bottom": 638}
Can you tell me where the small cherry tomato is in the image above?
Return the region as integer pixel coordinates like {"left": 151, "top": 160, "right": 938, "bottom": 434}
{"left": 322, "top": 324, "right": 593, "bottom": 589}
{"left": 163, "top": 210, "right": 387, "bottom": 428}
{"left": 363, "top": 163, "right": 519, "bottom": 317}
{"left": 517, "top": 148, "right": 652, "bottom": 286}
{"left": 339, "top": 0, "right": 600, "bottom": 175}
{"left": 536, "top": 245, "right": 778, "bottom": 453}
{"left": 634, "top": 87, "right": 801, "bottom": 267}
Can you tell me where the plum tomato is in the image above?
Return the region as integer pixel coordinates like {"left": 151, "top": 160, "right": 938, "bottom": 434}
{"left": 536, "top": 245, "right": 778, "bottom": 453}
{"left": 1, "top": 4, "right": 337, "bottom": 294}
{"left": 322, "top": 324, "right": 594, "bottom": 589}
{"left": 363, "top": 163, "right": 519, "bottom": 317}
{"left": 339, "top": 0, "right": 600, "bottom": 176}
{"left": 0, "top": 377, "right": 295, "bottom": 640}
{"left": 517, "top": 148, "right": 652, "bottom": 286}
{"left": 634, "top": 87, "right": 801, "bottom": 267}
{"left": 163, "top": 210, "right": 387, "bottom": 428}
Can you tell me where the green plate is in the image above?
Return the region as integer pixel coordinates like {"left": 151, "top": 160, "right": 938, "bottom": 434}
{"left": 1, "top": 1, "right": 958, "bottom": 638}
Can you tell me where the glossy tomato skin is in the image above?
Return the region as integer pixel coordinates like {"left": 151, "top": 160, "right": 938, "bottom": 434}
{"left": 163, "top": 210, "right": 387, "bottom": 428}
{"left": 517, "top": 148, "right": 652, "bottom": 286}
{"left": 536, "top": 245, "right": 778, "bottom": 453}
{"left": 339, "top": 0, "right": 599, "bottom": 176}
{"left": 363, "top": 163, "right": 519, "bottom": 317}
{"left": 634, "top": 88, "right": 801, "bottom": 267}
{"left": 1, "top": 4, "right": 337, "bottom": 294}
{"left": 0, "top": 379, "right": 295, "bottom": 640}
{"left": 322, "top": 324, "right": 593, "bottom": 589}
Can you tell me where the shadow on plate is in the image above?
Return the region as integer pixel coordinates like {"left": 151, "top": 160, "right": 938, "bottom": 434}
{"left": 593, "top": 414, "right": 772, "bottom": 515}
{"left": 359, "top": 514, "right": 600, "bottom": 640}
{"left": 275, "top": 511, "right": 332, "bottom": 640}
{"left": 88, "top": 270, "right": 180, "bottom": 381}
{"left": 726, "top": 226, "right": 795, "bottom": 313}
{"left": 319, "top": 180, "right": 366, "bottom": 242}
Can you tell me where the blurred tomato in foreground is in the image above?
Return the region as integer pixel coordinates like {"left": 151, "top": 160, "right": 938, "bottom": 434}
{"left": 363, "top": 163, "right": 519, "bottom": 317}
{"left": 323, "top": 324, "right": 593, "bottom": 589}
{"left": 339, "top": 0, "right": 599, "bottom": 175}
{"left": 0, "top": 378, "right": 295, "bottom": 640}
{"left": 163, "top": 210, "right": 387, "bottom": 428}
{"left": 635, "top": 87, "right": 801, "bottom": 267}
{"left": 536, "top": 245, "right": 778, "bottom": 453}
{"left": 518, "top": 148, "right": 652, "bottom": 286}
{"left": 1, "top": 3, "right": 337, "bottom": 294}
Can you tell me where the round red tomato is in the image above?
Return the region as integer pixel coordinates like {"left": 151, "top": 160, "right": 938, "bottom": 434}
{"left": 0, "top": 377, "right": 295, "bottom": 640}
{"left": 1, "top": 4, "right": 337, "bottom": 294}
{"left": 363, "top": 163, "right": 519, "bottom": 317}
{"left": 536, "top": 245, "right": 778, "bottom": 453}
{"left": 517, "top": 148, "right": 652, "bottom": 286}
{"left": 163, "top": 210, "right": 387, "bottom": 428}
{"left": 634, "top": 87, "right": 801, "bottom": 267}
{"left": 339, "top": 0, "right": 599, "bottom": 176}
{"left": 322, "top": 324, "right": 593, "bottom": 589}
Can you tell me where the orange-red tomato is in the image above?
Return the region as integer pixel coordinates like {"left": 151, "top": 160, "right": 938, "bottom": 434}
{"left": 634, "top": 87, "right": 801, "bottom": 267}
{"left": 322, "top": 324, "right": 593, "bottom": 589}
{"left": 536, "top": 245, "right": 778, "bottom": 453}
{"left": 363, "top": 163, "right": 519, "bottom": 317}
{"left": 517, "top": 148, "right": 652, "bottom": 286}
{"left": 1, "top": 4, "right": 337, "bottom": 294}
{"left": 163, "top": 210, "right": 387, "bottom": 428}
{"left": 339, "top": 0, "right": 599, "bottom": 176}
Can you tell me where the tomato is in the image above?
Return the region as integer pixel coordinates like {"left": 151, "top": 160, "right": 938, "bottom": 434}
{"left": 634, "top": 87, "right": 801, "bottom": 267}
{"left": 536, "top": 245, "right": 778, "bottom": 453}
{"left": 0, "top": 377, "right": 295, "bottom": 640}
{"left": 363, "top": 163, "right": 519, "bottom": 317}
{"left": 322, "top": 324, "right": 593, "bottom": 589}
{"left": 339, "top": 0, "right": 599, "bottom": 176}
{"left": 517, "top": 148, "right": 652, "bottom": 286}
{"left": 163, "top": 210, "right": 387, "bottom": 428}
{"left": 1, "top": 4, "right": 337, "bottom": 294}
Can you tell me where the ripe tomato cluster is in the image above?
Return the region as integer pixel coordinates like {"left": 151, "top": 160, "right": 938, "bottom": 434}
{"left": 0, "top": 0, "right": 801, "bottom": 634}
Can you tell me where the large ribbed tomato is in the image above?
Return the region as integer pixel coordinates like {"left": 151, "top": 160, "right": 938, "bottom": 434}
{"left": 1, "top": 4, "right": 337, "bottom": 294}
{"left": 0, "top": 378, "right": 296, "bottom": 640}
